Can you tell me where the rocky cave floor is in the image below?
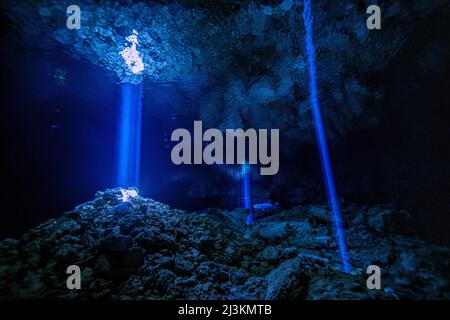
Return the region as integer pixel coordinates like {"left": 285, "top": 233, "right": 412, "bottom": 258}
{"left": 0, "top": 188, "right": 448, "bottom": 300}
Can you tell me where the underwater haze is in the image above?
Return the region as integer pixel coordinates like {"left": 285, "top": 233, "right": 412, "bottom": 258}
{"left": 0, "top": 0, "right": 449, "bottom": 301}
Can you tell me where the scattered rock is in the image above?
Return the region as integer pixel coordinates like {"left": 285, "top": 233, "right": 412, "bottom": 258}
{"left": 114, "top": 202, "right": 134, "bottom": 216}
{"left": 118, "top": 215, "right": 144, "bottom": 234}
{"left": 307, "top": 205, "right": 330, "bottom": 223}
{"left": 264, "top": 257, "right": 308, "bottom": 300}
{"left": 55, "top": 243, "right": 84, "bottom": 262}
{"left": 367, "top": 209, "right": 409, "bottom": 233}
{"left": 0, "top": 188, "right": 447, "bottom": 300}
{"left": 259, "top": 222, "right": 287, "bottom": 241}
{"left": 155, "top": 256, "right": 173, "bottom": 268}
{"left": 257, "top": 246, "right": 280, "bottom": 262}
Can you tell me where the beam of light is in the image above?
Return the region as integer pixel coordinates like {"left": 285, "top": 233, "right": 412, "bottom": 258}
{"left": 119, "top": 188, "right": 139, "bottom": 202}
{"left": 253, "top": 202, "right": 275, "bottom": 210}
{"left": 120, "top": 30, "right": 145, "bottom": 74}
{"left": 302, "top": 0, "right": 351, "bottom": 273}
{"left": 240, "top": 163, "right": 253, "bottom": 224}
{"left": 116, "top": 82, "right": 143, "bottom": 188}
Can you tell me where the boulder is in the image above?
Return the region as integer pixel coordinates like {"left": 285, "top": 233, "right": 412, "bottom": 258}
{"left": 367, "top": 209, "right": 410, "bottom": 233}
{"left": 307, "top": 205, "right": 330, "bottom": 222}
{"left": 258, "top": 223, "right": 287, "bottom": 241}
{"left": 264, "top": 258, "right": 309, "bottom": 300}
{"left": 174, "top": 257, "right": 195, "bottom": 274}
{"left": 118, "top": 214, "right": 144, "bottom": 234}
{"left": 257, "top": 246, "right": 280, "bottom": 262}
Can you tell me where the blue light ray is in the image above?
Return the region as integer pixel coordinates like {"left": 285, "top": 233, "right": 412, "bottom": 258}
{"left": 116, "top": 82, "right": 143, "bottom": 188}
{"left": 241, "top": 163, "right": 253, "bottom": 224}
{"left": 302, "top": 0, "right": 351, "bottom": 272}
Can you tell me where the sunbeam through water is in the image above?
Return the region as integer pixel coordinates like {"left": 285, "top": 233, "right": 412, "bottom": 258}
{"left": 116, "top": 82, "right": 143, "bottom": 188}
{"left": 302, "top": 0, "right": 351, "bottom": 273}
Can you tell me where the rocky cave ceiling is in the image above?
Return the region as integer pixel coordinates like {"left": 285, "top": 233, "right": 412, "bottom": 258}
{"left": 2, "top": 0, "right": 449, "bottom": 149}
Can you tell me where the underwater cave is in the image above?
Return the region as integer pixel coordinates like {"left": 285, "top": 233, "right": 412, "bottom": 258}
{"left": 0, "top": 0, "right": 449, "bottom": 301}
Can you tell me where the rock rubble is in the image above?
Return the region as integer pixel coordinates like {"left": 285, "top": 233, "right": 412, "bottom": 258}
{"left": 0, "top": 188, "right": 448, "bottom": 299}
